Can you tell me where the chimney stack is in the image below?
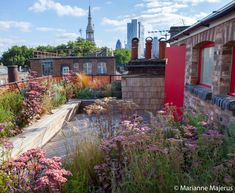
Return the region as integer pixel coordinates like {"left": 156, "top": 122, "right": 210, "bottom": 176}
{"left": 8, "top": 65, "right": 19, "bottom": 83}
{"left": 131, "top": 37, "right": 139, "bottom": 60}
{"left": 145, "top": 37, "right": 153, "bottom": 59}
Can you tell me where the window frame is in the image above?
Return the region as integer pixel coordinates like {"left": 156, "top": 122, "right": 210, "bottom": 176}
{"left": 230, "top": 47, "right": 235, "bottom": 96}
{"left": 97, "top": 62, "right": 107, "bottom": 74}
{"left": 41, "top": 61, "right": 53, "bottom": 76}
{"left": 198, "top": 42, "right": 215, "bottom": 88}
{"left": 62, "top": 66, "right": 70, "bottom": 75}
{"left": 83, "top": 63, "right": 92, "bottom": 74}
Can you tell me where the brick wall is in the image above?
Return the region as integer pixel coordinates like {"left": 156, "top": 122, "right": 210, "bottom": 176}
{"left": 185, "top": 91, "right": 235, "bottom": 128}
{"left": 30, "top": 57, "right": 116, "bottom": 76}
{"left": 122, "top": 76, "right": 165, "bottom": 112}
{"left": 171, "top": 16, "right": 235, "bottom": 128}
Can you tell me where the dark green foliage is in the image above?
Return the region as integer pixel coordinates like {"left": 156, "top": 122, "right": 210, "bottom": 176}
{"left": 76, "top": 88, "right": 94, "bottom": 99}
{"left": 111, "top": 81, "right": 122, "bottom": 99}
{"left": 114, "top": 49, "right": 131, "bottom": 65}
{"left": 1, "top": 46, "right": 33, "bottom": 66}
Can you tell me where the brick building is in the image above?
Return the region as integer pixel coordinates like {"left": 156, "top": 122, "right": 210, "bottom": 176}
{"left": 168, "top": 1, "right": 235, "bottom": 127}
{"left": 30, "top": 56, "right": 116, "bottom": 77}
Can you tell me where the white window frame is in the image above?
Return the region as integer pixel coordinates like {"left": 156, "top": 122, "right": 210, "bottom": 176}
{"left": 200, "top": 46, "right": 215, "bottom": 86}
{"left": 62, "top": 66, "right": 70, "bottom": 75}
{"left": 83, "top": 63, "right": 92, "bottom": 74}
{"left": 97, "top": 62, "right": 107, "bottom": 74}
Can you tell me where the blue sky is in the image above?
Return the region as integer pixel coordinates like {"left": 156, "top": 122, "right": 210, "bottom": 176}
{"left": 0, "top": 0, "right": 232, "bottom": 54}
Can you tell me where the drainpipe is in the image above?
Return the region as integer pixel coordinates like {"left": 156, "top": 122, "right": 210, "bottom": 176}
{"left": 131, "top": 37, "right": 139, "bottom": 60}
{"left": 8, "top": 65, "right": 19, "bottom": 83}
{"left": 145, "top": 37, "right": 153, "bottom": 59}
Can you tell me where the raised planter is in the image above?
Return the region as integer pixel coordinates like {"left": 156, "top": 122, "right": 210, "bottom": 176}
{"left": 8, "top": 99, "right": 81, "bottom": 158}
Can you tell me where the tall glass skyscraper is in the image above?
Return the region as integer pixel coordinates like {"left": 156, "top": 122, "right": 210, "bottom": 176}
{"left": 126, "top": 19, "right": 144, "bottom": 57}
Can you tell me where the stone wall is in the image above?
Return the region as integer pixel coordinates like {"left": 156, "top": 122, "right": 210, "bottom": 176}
{"left": 122, "top": 75, "right": 165, "bottom": 112}
{"left": 185, "top": 91, "right": 235, "bottom": 128}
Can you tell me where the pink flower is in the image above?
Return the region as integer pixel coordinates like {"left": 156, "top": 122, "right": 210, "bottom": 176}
{"left": 0, "top": 138, "right": 14, "bottom": 150}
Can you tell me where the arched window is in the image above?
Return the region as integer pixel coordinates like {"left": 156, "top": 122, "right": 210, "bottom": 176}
{"left": 83, "top": 63, "right": 92, "bottom": 74}
{"left": 198, "top": 42, "right": 215, "bottom": 87}
{"left": 97, "top": 62, "right": 107, "bottom": 74}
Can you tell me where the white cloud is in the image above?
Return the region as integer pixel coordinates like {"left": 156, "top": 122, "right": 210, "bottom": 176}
{"left": 102, "top": 17, "right": 129, "bottom": 27}
{"left": 104, "top": 0, "right": 219, "bottom": 35}
{"left": 0, "top": 21, "right": 31, "bottom": 32}
{"left": 102, "top": 17, "right": 130, "bottom": 32}
{"left": 135, "top": 3, "right": 145, "bottom": 7}
{"left": 180, "top": 0, "right": 220, "bottom": 6}
{"left": 195, "top": 12, "right": 209, "bottom": 20}
{"left": 0, "top": 38, "right": 26, "bottom": 54}
{"left": 29, "top": 0, "right": 87, "bottom": 17}
{"left": 57, "top": 32, "right": 79, "bottom": 40}
{"left": 36, "top": 27, "right": 65, "bottom": 32}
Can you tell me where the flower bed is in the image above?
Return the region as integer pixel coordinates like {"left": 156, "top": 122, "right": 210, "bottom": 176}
{"left": 63, "top": 98, "right": 235, "bottom": 193}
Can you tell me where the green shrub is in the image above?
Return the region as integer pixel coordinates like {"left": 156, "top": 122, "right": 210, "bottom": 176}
{"left": 0, "top": 107, "right": 12, "bottom": 123}
{"left": 111, "top": 81, "right": 122, "bottom": 99}
{"left": 0, "top": 92, "right": 23, "bottom": 116}
{"left": 0, "top": 170, "right": 11, "bottom": 193}
{"left": 76, "top": 88, "right": 94, "bottom": 99}
{"left": 42, "top": 94, "right": 53, "bottom": 114}
{"left": 111, "top": 80, "right": 121, "bottom": 91}
{"left": 51, "top": 84, "right": 67, "bottom": 107}
{"left": 103, "top": 84, "right": 112, "bottom": 97}
{"left": 63, "top": 139, "right": 103, "bottom": 193}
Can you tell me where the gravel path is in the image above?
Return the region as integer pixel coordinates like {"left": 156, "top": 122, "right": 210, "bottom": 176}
{"left": 43, "top": 114, "right": 97, "bottom": 158}
{"left": 43, "top": 111, "right": 151, "bottom": 158}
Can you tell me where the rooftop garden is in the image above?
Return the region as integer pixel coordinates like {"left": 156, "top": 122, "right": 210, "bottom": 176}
{"left": 0, "top": 75, "right": 234, "bottom": 193}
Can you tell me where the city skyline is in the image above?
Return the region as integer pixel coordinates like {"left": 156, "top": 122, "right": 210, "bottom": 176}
{"left": 0, "top": 0, "right": 232, "bottom": 55}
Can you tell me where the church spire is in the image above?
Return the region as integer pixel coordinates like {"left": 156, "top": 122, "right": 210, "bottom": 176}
{"left": 86, "top": 6, "right": 95, "bottom": 42}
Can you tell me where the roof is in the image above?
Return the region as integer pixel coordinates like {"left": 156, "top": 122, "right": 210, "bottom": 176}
{"left": 169, "top": 1, "right": 235, "bottom": 42}
{"left": 30, "top": 56, "right": 115, "bottom": 60}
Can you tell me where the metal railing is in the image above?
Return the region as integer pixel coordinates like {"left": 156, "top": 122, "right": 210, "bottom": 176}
{"left": 0, "top": 75, "right": 122, "bottom": 94}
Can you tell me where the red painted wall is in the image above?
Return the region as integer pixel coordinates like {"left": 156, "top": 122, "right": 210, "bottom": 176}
{"left": 165, "top": 45, "right": 186, "bottom": 119}
{"left": 230, "top": 47, "right": 235, "bottom": 95}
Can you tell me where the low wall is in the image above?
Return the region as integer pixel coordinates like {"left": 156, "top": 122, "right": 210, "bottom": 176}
{"left": 8, "top": 100, "right": 80, "bottom": 158}
{"left": 184, "top": 90, "right": 235, "bottom": 128}
{"left": 122, "top": 75, "right": 164, "bottom": 112}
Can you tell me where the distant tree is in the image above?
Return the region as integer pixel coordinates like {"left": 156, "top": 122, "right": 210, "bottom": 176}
{"left": 114, "top": 49, "right": 131, "bottom": 65}
{"left": 1, "top": 46, "right": 33, "bottom": 67}
{"left": 67, "top": 37, "right": 98, "bottom": 56}
{"left": 35, "top": 45, "right": 56, "bottom": 52}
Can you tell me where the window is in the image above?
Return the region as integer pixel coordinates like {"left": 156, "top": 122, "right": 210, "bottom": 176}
{"left": 83, "top": 63, "right": 92, "bottom": 74}
{"left": 198, "top": 43, "right": 215, "bottom": 87}
{"left": 97, "top": 62, "right": 107, "bottom": 74}
{"left": 62, "top": 66, "right": 69, "bottom": 75}
{"left": 230, "top": 47, "right": 235, "bottom": 95}
{"left": 42, "top": 62, "right": 53, "bottom": 76}
{"left": 73, "top": 63, "right": 79, "bottom": 69}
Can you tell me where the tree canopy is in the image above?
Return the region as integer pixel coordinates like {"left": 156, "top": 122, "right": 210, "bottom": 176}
{"left": 1, "top": 46, "right": 33, "bottom": 67}
{"left": 0, "top": 38, "right": 99, "bottom": 67}
{"left": 114, "top": 49, "right": 131, "bottom": 65}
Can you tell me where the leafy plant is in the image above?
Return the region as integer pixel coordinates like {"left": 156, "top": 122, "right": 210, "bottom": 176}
{"left": 63, "top": 139, "right": 104, "bottom": 193}
{"left": 76, "top": 88, "right": 94, "bottom": 99}
{"left": 0, "top": 92, "right": 23, "bottom": 116}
